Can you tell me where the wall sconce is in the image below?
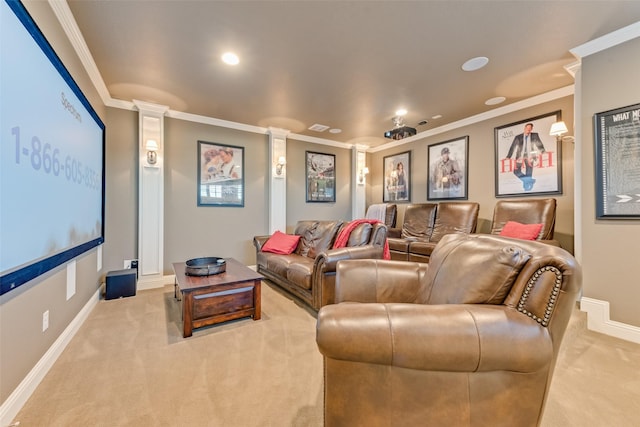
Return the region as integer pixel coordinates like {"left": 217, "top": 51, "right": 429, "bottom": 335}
{"left": 275, "top": 156, "right": 286, "bottom": 176}
{"left": 549, "top": 121, "right": 573, "bottom": 143}
{"left": 146, "top": 139, "right": 158, "bottom": 165}
{"left": 358, "top": 166, "right": 369, "bottom": 183}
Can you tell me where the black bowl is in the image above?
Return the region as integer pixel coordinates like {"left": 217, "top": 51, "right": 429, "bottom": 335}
{"left": 185, "top": 257, "right": 226, "bottom": 276}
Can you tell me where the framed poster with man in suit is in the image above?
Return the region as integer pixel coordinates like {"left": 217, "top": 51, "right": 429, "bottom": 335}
{"left": 494, "top": 111, "right": 563, "bottom": 197}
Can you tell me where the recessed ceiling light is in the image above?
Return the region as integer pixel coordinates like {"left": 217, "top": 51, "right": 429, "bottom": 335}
{"left": 222, "top": 52, "right": 239, "bottom": 65}
{"left": 485, "top": 96, "right": 506, "bottom": 106}
{"left": 462, "top": 56, "right": 489, "bottom": 72}
{"left": 329, "top": 128, "right": 342, "bottom": 134}
{"left": 431, "top": 114, "right": 442, "bottom": 120}
{"left": 395, "top": 108, "right": 408, "bottom": 116}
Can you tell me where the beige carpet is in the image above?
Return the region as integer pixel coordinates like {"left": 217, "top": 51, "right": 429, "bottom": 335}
{"left": 12, "top": 283, "right": 640, "bottom": 426}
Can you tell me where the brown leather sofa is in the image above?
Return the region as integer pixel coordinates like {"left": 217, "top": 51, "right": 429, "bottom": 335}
{"left": 490, "top": 198, "right": 559, "bottom": 245}
{"left": 316, "top": 233, "right": 581, "bottom": 427}
{"left": 388, "top": 201, "right": 479, "bottom": 262}
{"left": 254, "top": 220, "right": 388, "bottom": 310}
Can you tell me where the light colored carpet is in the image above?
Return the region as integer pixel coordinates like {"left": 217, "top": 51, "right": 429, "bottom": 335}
{"left": 12, "top": 283, "right": 640, "bottom": 426}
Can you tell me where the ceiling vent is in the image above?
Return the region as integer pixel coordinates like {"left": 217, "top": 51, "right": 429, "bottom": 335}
{"left": 308, "top": 123, "right": 330, "bottom": 132}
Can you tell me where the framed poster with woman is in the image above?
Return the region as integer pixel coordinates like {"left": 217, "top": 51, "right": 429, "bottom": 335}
{"left": 197, "top": 141, "right": 244, "bottom": 207}
{"left": 383, "top": 151, "right": 410, "bottom": 202}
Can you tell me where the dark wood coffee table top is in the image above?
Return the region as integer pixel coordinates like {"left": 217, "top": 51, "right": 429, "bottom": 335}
{"left": 173, "top": 258, "right": 262, "bottom": 291}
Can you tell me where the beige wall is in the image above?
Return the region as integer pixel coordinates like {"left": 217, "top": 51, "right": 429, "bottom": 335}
{"left": 0, "top": 1, "right": 106, "bottom": 404}
{"left": 580, "top": 37, "right": 640, "bottom": 327}
{"left": 368, "top": 96, "right": 576, "bottom": 253}
{"left": 285, "top": 139, "right": 353, "bottom": 229}
{"left": 163, "top": 118, "right": 271, "bottom": 271}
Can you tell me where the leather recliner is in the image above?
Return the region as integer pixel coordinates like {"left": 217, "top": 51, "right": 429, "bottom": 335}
{"left": 490, "top": 198, "right": 558, "bottom": 244}
{"left": 388, "top": 201, "right": 479, "bottom": 262}
{"left": 316, "top": 233, "right": 581, "bottom": 427}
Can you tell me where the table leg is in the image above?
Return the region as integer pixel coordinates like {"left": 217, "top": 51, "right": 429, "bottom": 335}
{"left": 253, "top": 279, "right": 261, "bottom": 320}
{"left": 182, "top": 292, "right": 193, "bottom": 338}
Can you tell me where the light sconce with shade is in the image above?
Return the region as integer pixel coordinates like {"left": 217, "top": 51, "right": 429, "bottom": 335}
{"left": 145, "top": 139, "right": 158, "bottom": 165}
{"left": 358, "top": 166, "right": 369, "bottom": 184}
{"left": 549, "top": 121, "right": 574, "bottom": 143}
{"left": 275, "top": 156, "right": 286, "bottom": 176}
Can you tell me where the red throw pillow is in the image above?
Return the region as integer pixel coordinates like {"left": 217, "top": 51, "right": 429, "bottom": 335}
{"left": 499, "top": 221, "right": 543, "bottom": 241}
{"left": 261, "top": 231, "right": 301, "bottom": 254}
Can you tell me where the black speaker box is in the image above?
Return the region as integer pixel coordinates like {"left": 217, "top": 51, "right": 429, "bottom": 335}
{"left": 105, "top": 269, "right": 137, "bottom": 300}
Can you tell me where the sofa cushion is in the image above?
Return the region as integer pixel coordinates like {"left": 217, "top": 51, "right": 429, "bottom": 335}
{"left": 287, "top": 259, "right": 315, "bottom": 290}
{"left": 261, "top": 231, "right": 301, "bottom": 254}
{"left": 424, "top": 234, "right": 531, "bottom": 305}
{"left": 499, "top": 221, "right": 544, "bottom": 241}
{"left": 294, "top": 220, "right": 343, "bottom": 259}
{"left": 346, "top": 223, "right": 373, "bottom": 247}
{"left": 264, "top": 253, "right": 298, "bottom": 277}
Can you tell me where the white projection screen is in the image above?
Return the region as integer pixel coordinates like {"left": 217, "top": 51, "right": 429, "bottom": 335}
{"left": 1, "top": 0, "right": 105, "bottom": 295}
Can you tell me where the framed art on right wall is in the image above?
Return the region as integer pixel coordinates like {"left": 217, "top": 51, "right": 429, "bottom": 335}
{"left": 594, "top": 102, "right": 640, "bottom": 218}
{"left": 494, "top": 111, "right": 563, "bottom": 197}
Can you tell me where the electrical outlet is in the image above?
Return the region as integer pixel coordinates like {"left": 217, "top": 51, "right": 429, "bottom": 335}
{"left": 42, "top": 310, "right": 49, "bottom": 332}
{"left": 123, "top": 259, "right": 132, "bottom": 269}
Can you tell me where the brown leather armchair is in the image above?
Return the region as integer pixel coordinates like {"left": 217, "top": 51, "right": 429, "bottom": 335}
{"left": 490, "top": 198, "right": 558, "bottom": 244}
{"left": 316, "top": 233, "right": 581, "bottom": 427}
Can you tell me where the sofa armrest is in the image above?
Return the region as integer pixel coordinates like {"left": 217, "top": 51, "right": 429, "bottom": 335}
{"left": 316, "top": 303, "right": 552, "bottom": 373}
{"left": 333, "top": 259, "right": 429, "bottom": 304}
{"left": 315, "top": 246, "right": 384, "bottom": 272}
{"left": 253, "top": 235, "right": 271, "bottom": 251}
{"left": 312, "top": 246, "right": 386, "bottom": 309}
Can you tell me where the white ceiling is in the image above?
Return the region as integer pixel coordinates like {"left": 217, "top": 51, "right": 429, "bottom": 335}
{"left": 65, "top": 1, "right": 640, "bottom": 148}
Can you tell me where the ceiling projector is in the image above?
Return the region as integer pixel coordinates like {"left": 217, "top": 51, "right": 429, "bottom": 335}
{"left": 384, "top": 125, "right": 417, "bottom": 140}
{"left": 383, "top": 116, "right": 418, "bottom": 140}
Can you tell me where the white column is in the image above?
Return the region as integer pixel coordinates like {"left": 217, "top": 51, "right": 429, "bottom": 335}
{"left": 134, "top": 100, "right": 168, "bottom": 286}
{"left": 568, "top": 62, "right": 582, "bottom": 264}
{"left": 268, "top": 127, "right": 289, "bottom": 233}
{"left": 352, "top": 147, "right": 368, "bottom": 219}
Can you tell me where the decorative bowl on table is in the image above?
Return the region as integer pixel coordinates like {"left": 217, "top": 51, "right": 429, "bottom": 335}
{"left": 185, "top": 257, "right": 226, "bottom": 276}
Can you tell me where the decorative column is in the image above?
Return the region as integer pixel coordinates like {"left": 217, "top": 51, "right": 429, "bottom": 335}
{"left": 352, "top": 146, "right": 368, "bottom": 219}
{"left": 268, "top": 127, "right": 289, "bottom": 233}
{"left": 134, "top": 100, "right": 168, "bottom": 288}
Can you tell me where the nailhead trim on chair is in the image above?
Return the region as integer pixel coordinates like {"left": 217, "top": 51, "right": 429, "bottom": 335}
{"left": 517, "top": 266, "right": 562, "bottom": 327}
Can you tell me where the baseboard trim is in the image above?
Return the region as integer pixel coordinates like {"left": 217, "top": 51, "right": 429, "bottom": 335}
{"left": 137, "top": 274, "right": 175, "bottom": 291}
{"left": 0, "top": 288, "right": 100, "bottom": 427}
{"left": 580, "top": 297, "right": 640, "bottom": 344}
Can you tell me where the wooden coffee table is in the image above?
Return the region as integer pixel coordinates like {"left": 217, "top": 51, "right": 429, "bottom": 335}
{"left": 172, "top": 258, "right": 262, "bottom": 337}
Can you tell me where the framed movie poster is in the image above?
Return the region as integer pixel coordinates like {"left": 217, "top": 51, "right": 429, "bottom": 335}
{"left": 428, "top": 136, "right": 469, "bottom": 200}
{"left": 594, "top": 103, "right": 640, "bottom": 218}
{"left": 197, "top": 141, "right": 244, "bottom": 207}
{"left": 383, "top": 151, "right": 411, "bottom": 202}
{"left": 306, "top": 151, "right": 336, "bottom": 202}
{"left": 494, "top": 111, "right": 562, "bottom": 197}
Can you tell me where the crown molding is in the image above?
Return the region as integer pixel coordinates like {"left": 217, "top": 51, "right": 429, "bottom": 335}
{"left": 48, "top": 0, "right": 111, "bottom": 105}
{"left": 570, "top": 21, "right": 640, "bottom": 59}
{"left": 166, "top": 110, "right": 269, "bottom": 135}
{"left": 369, "top": 85, "right": 575, "bottom": 153}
